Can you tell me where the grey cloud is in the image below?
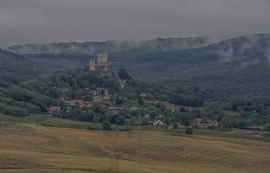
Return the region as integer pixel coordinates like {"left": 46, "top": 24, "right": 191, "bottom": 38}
{"left": 0, "top": 0, "right": 270, "bottom": 48}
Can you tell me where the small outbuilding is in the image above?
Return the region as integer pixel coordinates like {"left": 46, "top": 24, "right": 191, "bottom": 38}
{"left": 153, "top": 120, "right": 164, "bottom": 127}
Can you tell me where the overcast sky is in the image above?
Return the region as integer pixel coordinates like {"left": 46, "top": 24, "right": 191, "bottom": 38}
{"left": 0, "top": 0, "right": 270, "bottom": 48}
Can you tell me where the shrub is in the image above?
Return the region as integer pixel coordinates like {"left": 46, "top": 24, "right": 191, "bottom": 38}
{"left": 185, "top": 127, "right": 193, "bottom": 134}
{"left": 103, "top": 121, "right": 111, "bottom": 131}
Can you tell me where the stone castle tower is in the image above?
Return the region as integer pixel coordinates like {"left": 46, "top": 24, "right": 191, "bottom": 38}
{"left": 89, "top": 53, "right": 126, "bottom": 87}
{"left": 89, "top": 53, "right": 115, "bottom": 78}
{"left": 89, "top": 59, "right": 96, "bottom": 71}
{"left": 97, "top": 53, "right": 109, "bottom": 66}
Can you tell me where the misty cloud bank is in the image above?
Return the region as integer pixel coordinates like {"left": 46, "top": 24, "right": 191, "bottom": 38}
{"left": 212, "top": 34, "right": 270, "bottom": 65}
{"left": 6, "top": 37, "right": 209, "bottom": 54}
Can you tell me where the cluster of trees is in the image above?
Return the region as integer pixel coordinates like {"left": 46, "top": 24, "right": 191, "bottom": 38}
{"left": 21, "top": 68, "right": 120, "bottom": 99}
{"left": 0, "top": 80, "right": 58, "bottom": 117}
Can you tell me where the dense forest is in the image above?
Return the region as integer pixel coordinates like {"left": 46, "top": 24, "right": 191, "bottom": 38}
{"left": 16, "top": 34, "right": 270, "bottom": 100}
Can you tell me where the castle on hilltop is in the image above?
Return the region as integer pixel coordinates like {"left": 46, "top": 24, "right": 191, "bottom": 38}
{"left": 89, "top": 53, "right": 115, "bottom": 78}
{"left": 89, "top": 53, "right": 125, "bottom": 87}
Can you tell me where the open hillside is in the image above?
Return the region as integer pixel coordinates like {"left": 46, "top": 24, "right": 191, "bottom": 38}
{"left": 13, "top": 34, "right": 270, "bottom": 100}
{"left": 0, "top": 48, "right": 51, "bottom": 85}
{"left": 0, "top": 124, "right": 269, "bottom": 173}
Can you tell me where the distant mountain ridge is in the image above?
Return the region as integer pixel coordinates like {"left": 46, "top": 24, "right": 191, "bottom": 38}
{"left": 6, "top": 37, "right": 209, "bottom": 54}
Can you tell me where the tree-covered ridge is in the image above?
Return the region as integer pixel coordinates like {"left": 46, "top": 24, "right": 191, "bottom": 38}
{"left": 21, "top": 68, "right": 121, "bottom": 99}
{"left": 18, "top": 34, "right": 270, "bottom": 100}
{"left": 0, "top": 48, "right": 51, "bottom": 85}
{"left": 0, "top": 79, "right": 58, "bottom": 117}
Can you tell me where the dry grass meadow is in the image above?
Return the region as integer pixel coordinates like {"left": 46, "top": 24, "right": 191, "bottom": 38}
{"left": 0, "top": 124, "right": 269, "bottom": 173}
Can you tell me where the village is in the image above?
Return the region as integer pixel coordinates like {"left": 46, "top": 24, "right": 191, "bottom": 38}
{"left": 44, "top": 53, "right": 270, "bottom": 137}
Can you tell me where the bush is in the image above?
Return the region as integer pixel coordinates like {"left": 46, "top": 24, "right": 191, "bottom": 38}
{"left": 103, "top": 121, "right": 111, "bottom": 131}
{"left": 185, "top": 127, "right": 193, "bottom": 134}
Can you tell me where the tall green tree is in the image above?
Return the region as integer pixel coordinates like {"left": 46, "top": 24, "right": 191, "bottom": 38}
{"left": 137, "top": 96, "right": 145, "bottom": 106}
{"left": 173, "top": 121, "right": 178, "bottom": 129}
{"left": 181, "top": 115, "right": 190, "bottom": 127}
{"left": 118, "top": 68, "right": 132, "bottom": 80}
{"left": 264, "top": 123, "right": 270, "bottom": 132}
{"left": 116, "top": 115, "right": 126, "bottom": 125}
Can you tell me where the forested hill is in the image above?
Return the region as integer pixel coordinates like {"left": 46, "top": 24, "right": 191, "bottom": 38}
{"left": 6, "top": 37, "right": 209, "bottom": 54}
{"left": 109, "top": 34, "right": 270, "bottom": 100}
{"left": 0, "top": 48, "right": 51, "bottom": 84}
{"left": 6, "top": 34, "right": 270, "bottom": 100}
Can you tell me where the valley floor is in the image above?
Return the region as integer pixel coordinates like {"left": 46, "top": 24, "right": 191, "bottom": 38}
{"left": 0, "top": 124, "right": 270, "bottom": 173}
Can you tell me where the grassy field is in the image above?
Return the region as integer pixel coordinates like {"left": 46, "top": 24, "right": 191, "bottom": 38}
{"left": 0, "top": 122, "right": 270, "bottom": 173}
{"left": 1, "top": 113, "right": 270, "bottom": 172}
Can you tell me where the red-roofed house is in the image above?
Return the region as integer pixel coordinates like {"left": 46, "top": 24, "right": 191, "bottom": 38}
{"left": 85, "top": 88, "right": 90, "bottom": 91}
{"left": 97, "top": 87, "right": 108, "bottom": 95}
{"left": 47, "top": 106, "right": 61, "bottom": 113}
{"left": 94, "top": 101, "right": 103, "bottom": 107}
{"left": 80, "top": 102, "right": 92, "bottom": 108}
{"left": 194, "top": 119, "right": 203, "bottom": 124}
{"left": 208, "top": 120, "right": 218, "bottom": 126}
{"left": 93, "top": 97, "right": 101, "bottom": 101}
{"left": 103, "top": 94, "right": 112, "bottom": 100}
{"left": 70, "top": 100, "right": 83, "bottom": 105}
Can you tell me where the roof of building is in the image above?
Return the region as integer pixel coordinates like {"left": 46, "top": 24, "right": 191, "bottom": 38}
{"left": 208, "top": 120, "right": 217, "bottom": 125}
{"left": 93, "top": 97, "right": 101, "bottom": 101}
{"left": 195, "top": 119, "right": 203, "bottom": 123}
{"left": 97, "top": 87, "right": 108, "bottom": 92}
{"left": 62, "top": 97, "right": 71, "bottom": 102}
{"left": 70, "top": 100, "right": 83, "bottom": 104}
{"left": 47, "top": 106, "right": 61, "bottom": 113}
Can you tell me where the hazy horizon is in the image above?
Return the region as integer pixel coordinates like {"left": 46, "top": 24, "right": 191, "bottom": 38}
{"left": 1, "top": 0, "right": 270, "bottom": 48}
